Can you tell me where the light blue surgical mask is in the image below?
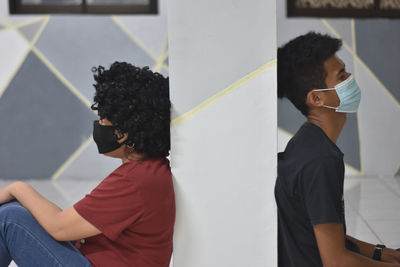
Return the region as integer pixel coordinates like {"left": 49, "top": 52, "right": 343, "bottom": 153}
{"left": 313, "top": 75, "right": 361, "bottom": 113}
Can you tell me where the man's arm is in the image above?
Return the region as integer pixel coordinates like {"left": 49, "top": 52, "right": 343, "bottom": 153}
{"left": 314, "top": 223, "right": 400, "bottom": 267}
{"left": 0, "top": 181, "right": 101, "bottom": 241}
{"left": 346, "top": 234, "right": 400, "bottom": 264}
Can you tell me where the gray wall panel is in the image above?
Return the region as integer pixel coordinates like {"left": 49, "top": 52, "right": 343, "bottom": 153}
{"left": 36, "top": 16, "right": 155, "bottom": 101}
{"left": 0, "top": 52, "right": 96, "bottom": 179}
{"left": 356, "top": 19, "right": 400, "bottom": 104}
{"left": 0, "top": 1, "right": 168, "bottom": 181}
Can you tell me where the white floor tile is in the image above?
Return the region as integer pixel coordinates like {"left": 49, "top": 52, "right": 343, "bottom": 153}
{"left": 378, "top": 232, "right": 400, "bottom": 248}
{"left": 346, "top": 216, "right": 373, "bottom": 236}
{"left": 368, "top": 220, "right": 400, "bottom": 234}
{"left": 344, "top": 176, "right": 400, "bottom": 248}
{"left": 367, "top": 220, "right": 400, "bottom": 247}
{"left": 344, "top": 205, "right": 360, "bottom": 220}
{"left": 379, "top": 177, "right": 400, "bottom": 198}
{"left": 353, "top": 231, "right": 381, "bottom": 244}
{"left": 0, "top": 174, "right": 398, "bottom": 265}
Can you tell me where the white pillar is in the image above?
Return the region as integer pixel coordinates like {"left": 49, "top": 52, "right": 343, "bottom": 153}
{"left": 168, "top": 1, "right": 277, "bottom": 266}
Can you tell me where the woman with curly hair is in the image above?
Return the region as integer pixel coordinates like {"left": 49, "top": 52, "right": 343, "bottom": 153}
{"left": 0, "top": 62, "right": 175, "bottom": 267}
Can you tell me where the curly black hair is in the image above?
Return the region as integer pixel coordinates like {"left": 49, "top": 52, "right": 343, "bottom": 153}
{"left": 91, "top": 62, "right": 171, "bottom": 158}
{"left": 278, "top": 32, "right": 342, "bottom": 116}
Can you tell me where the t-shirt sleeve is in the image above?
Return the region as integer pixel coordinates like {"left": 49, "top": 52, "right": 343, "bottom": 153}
{"left": 300, "top": 157, "right": 344, "bottom": 226}
{"left": 74, "top": 165, "right": 144, "bottom": 241}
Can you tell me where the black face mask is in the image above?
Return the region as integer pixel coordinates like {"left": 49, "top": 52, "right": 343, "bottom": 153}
{"left": 93, "top": 120, "right": 124, "bottom": 154}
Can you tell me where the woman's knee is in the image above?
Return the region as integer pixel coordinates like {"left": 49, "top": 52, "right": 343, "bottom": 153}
{"left": 0, "top": 201, "right": 31, "bottom": 223}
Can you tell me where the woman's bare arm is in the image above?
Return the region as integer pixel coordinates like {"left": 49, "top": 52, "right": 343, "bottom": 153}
{"left": 0, "top": 181, "right": 101, "bottom": 241}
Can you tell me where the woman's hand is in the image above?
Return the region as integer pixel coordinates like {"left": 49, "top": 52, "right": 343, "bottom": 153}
{"left": 0, "top": 182, "right": 19, "bottom": 205}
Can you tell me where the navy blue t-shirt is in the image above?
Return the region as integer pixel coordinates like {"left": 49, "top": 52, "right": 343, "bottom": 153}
{"left": 275, "top": 122, "right": 346, "bottom": 267}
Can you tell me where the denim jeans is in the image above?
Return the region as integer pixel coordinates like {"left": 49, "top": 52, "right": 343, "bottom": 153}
{"left": 0, "top": 201, "right": 92, "bottom": 267}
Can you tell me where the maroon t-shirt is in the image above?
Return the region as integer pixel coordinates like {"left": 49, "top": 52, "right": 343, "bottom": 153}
{"left": 74, "top": 158, "right": 175, "bottom": 267}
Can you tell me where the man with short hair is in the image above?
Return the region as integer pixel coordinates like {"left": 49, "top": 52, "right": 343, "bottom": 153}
{"left": 275, "top": 32, "right": 400, "bottom": 267}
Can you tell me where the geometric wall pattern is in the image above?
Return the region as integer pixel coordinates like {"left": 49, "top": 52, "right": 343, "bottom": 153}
{"left": 0, "top": 0, "right": 168, "bottom": 180}
{"left": 356, "top": 20, "right": 400, "bottom": 104}
{"left": 1, "top": 0, "right": 399, "bottom": 179}
{"left": 0, "top": 51, "right": 96, "bottom": 180}
{"left": 277, "top": 0, "right": 400, "bottom": 176}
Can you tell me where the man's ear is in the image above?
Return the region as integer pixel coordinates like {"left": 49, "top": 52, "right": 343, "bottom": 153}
{"left": 306, "top": 90, "right": 324, "bottom": 108}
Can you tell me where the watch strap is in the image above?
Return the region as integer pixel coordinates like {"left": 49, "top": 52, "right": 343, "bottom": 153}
{"left": 373, "top": 244, "right": 386, "bottom": 261}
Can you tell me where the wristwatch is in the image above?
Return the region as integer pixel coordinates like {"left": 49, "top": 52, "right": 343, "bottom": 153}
{"left": 373, "top": 244, "right": 386, "bottom": 261}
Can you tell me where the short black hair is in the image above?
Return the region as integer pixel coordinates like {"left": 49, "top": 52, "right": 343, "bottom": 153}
{"left": 278, "top": 32, "right": 342, "bottom": 116}
{"left": 91, "top": 62, "right": 171, "bottom": 157}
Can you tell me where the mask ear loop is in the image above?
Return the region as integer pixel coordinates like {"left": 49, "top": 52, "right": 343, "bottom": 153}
{"left": 311, "top": 88, "right": 339, "bottom": 111}
{"left": 322, "top": 105, "right": 339, "bottom": 110}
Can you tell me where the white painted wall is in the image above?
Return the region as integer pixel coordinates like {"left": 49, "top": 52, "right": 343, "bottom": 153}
{"left": 168, "top": 1, "right": 277, "bottom": 266}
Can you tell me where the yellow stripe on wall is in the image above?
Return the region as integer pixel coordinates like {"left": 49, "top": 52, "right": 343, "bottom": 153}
{"left": 171, "top": 59, "right": 277, "bottom": 127}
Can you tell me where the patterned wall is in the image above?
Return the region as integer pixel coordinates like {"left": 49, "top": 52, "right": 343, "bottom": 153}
{"left": 0, "top": 1, "right": 168, "bottom": 181}
{"left": 278, "top": 0, "right": 400, "bottom": 176}
{"left": 2, "top": 0, "right": 398, "bottom": 180}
